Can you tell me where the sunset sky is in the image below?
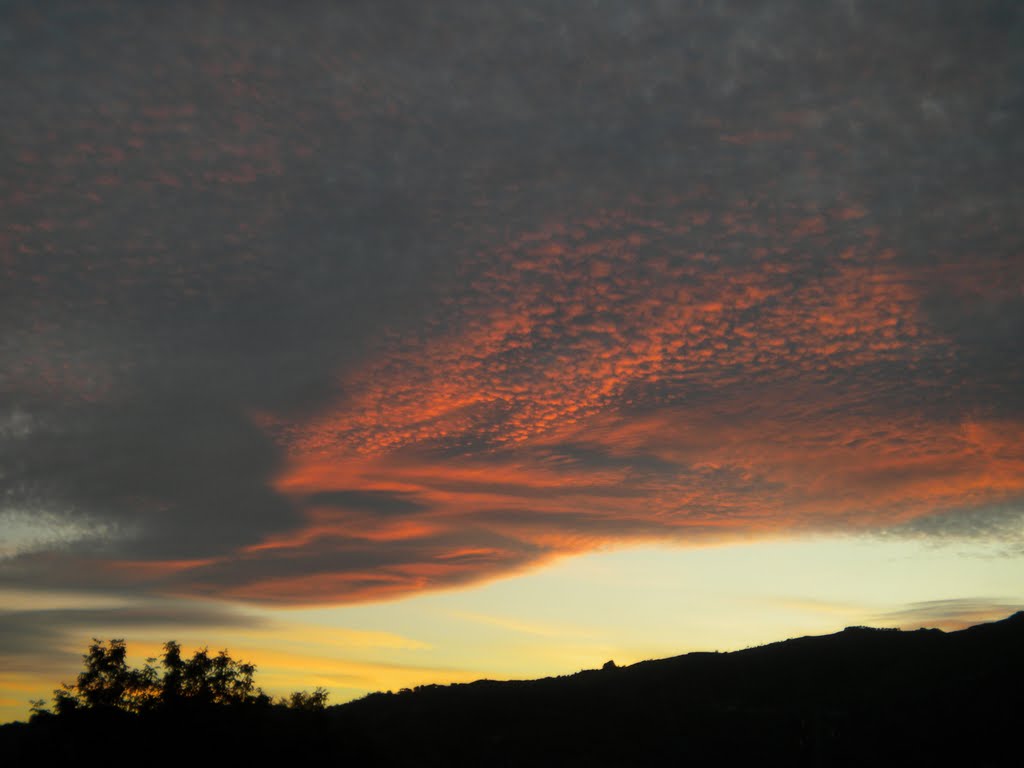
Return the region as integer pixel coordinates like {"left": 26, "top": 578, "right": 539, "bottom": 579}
{"left": 2, "top": 1, "right": 1023, "bottom": 722}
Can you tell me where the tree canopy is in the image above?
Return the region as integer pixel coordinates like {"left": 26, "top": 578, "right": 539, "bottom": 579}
{"left": 40, "top": 638, "right": 326, "bottom": 716}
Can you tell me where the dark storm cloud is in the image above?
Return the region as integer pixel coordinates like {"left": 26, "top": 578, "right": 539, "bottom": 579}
{"left": 0, "top": 0, "right": 1022, "bottom": 605}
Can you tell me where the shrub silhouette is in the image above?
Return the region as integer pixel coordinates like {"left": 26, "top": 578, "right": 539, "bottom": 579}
{"left": 44, "top": 638, "right": 326, "bottom": 716}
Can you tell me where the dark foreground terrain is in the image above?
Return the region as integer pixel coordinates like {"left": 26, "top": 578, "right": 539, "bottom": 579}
{"left": 4, "top": 612, "right": 1022, "bottom": 765}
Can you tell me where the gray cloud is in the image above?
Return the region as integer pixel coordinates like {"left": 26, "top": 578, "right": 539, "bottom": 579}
{"left": 0, "top": 601, "right": 267, "bottom": 674}
{"left": 881, "top": 502, "right": 1024, "bottom": 554}
{"left": 1, "top": 398, "right": 300, "bottom": 558}
{"left": 0, "top": 0, "right": 1021, "bottom": 605}
{"left": 305, "top": 490, "right": 429, "bottom": 517}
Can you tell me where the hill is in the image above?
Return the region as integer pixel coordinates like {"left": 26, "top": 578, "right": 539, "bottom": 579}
{"left": 4, "top": 612, "right": 1022, "bottom": 764}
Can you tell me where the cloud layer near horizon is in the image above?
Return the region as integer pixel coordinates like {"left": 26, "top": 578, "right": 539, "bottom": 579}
{"left": 2, "top": 1, "right": 1023, "bottom": 605}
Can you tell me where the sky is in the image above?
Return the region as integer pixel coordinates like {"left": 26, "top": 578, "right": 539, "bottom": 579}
{"left": 2, "top": 0, "right": 1023, "bottom": 722}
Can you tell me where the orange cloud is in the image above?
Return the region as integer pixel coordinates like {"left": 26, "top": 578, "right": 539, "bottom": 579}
{"left": 89, "top": 197, "right": 1022, "bottom": 605}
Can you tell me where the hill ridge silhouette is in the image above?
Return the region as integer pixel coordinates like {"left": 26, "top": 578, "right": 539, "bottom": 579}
{"left": 4, "top": 612, "right": 1022, "bottom": 764}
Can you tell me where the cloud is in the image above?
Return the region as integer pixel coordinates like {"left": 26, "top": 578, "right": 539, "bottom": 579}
{"left": 873, "top": 598, "right": 1024, "bottom": 631}
{"left": 0, "top": 509, "right": 123, "bottom": 559}
{"left": 881, "top": 502, "right": 1024, "bottom": 554}
{"left": 0, "top": 0, "right": 1021, "bottom": 606}
{"left": 1, "top": 398, "right": 301, "bottom": 559}
{"left": 0, "top": 600, "right": 267, "bottom": 673}
{"left": 304, "top": 490, "right": 430, "bottom": 517}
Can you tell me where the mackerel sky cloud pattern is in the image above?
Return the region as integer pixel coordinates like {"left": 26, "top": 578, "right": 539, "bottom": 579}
{"left": 1, "top": 1, "right": 1023, "bottom": 606}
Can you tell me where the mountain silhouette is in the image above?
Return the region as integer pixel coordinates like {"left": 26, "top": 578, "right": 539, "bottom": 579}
{"left": 4, "top": 612, "right": 1022, "bottom": 765}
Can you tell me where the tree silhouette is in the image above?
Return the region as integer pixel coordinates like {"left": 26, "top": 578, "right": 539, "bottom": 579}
{"left": 51, "top": 639, "right": 159, "bottom": 714}
{"left": 284, "top": 687, "right": 330, "bottom": 711}
{"left": 159, "top": 640, "right": 184, "bottom": 705}
{"left": 43, "top": 637, "right": 319, "bottom": 715}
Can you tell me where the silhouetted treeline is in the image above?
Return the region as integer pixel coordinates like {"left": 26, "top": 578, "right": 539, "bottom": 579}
{"left": 3, "top": 613, "right": 1022, "bottom": 765}
{"left": 31, "top": 638, "right": 327, "bottom": 716}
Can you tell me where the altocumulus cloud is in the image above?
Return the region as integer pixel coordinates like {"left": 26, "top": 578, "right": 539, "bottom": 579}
{"left": 0, "top": 0, "right": 1022, "bottom": 605}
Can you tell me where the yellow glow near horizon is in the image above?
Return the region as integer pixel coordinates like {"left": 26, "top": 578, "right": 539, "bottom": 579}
{"left": 3, "top": 532, "right": 1023, "bottom": 723}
